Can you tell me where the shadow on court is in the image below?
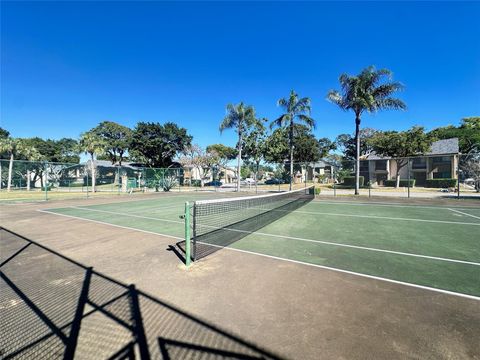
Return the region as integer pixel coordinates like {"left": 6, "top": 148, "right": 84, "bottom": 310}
{"left": 0, "top": 227, "right": 282, "bottom": 360}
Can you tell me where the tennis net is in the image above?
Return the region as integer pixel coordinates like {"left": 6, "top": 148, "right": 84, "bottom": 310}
{"left": 190, "top": 185, "right": 315, "bottom": 260}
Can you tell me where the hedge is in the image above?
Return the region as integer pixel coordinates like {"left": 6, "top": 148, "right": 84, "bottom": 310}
{"left": 342, "top": 176, "right": 364, "bottom": 187}
{"left": 425, "top": 178, "right": 457, "bottom": 188}
{"left": 314, "top": 187, "right": 321, "bottom": 195}
{"left": 384, "top": 179, "right": 416, "bottom": 187}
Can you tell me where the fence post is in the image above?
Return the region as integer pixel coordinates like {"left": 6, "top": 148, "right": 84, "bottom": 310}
{"left": 44, "top": 161, "right": 48, "bottom": 201}
{"left": 457, "top": 157, "right": 460, "bottom": 199}
{"left": 407, "top": 158, "right": 411, "bottom": 199}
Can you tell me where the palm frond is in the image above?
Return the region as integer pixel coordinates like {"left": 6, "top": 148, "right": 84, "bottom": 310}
{"left": 297, "top": 114, "right": 316, "bottom": 129}
{"left": 270, "top": 115, "right": 288, "bottom": 129}
{"left": 376, "top": 97, "right": 407, "bottom": 111}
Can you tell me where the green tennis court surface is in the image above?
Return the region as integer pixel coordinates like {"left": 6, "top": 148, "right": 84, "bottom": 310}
{"left": 42, "top": 194, "right": 480, "bottom": 298}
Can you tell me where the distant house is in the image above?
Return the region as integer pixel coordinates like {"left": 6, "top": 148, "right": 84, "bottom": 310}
{"left": 301, "top": 160, "right": 337, "bottom": 183}
{"left": 360, "top": 138, "right": 459, "bottom": 186}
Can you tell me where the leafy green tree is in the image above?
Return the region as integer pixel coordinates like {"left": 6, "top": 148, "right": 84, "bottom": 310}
{"left": 206, "top": 143, "right": 237, "bottom": 182}
{"left": 0, "top": 127, "right": 10, "bottom": 139}
{"left": 242, "top": 117, "right": 268, "bottom": 187}
{"left": 92, "top": 121, "right": 132, "bottom": 165}
{"left": 21, "top": 137, "right": 79, "bottom": 163}
{"left": 264, "top": 125, "right": 321, "bottom": 180}
{"left": 429, "top": 117, "right": 480, "bottom": 154}
{"left": 79, "top": 131, "right": 106, "bottom": 192}
{"left": 335, "top": 128, "right": 379, "bottom": 161}
{"left": 327, "top": 66, "right": 406, "bottom": 194}
{"left": 318, "top": 137, "right": 337, "bottom": 158}
{"left": 219, "top": 102, "right": 256, "bottom": 191}
{"left": 369, "top": 126, "right": 432, "bottom": 187}
{"left": 272, "top": 90, "right": 315, "bottom": 190}
{"left": 130, "top": 122, "right": 192, "bottom": 168}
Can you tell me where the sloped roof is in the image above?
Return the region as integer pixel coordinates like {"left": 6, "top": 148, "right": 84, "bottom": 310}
{"left": 427, "top": 138, "right": 459, "bottom": 155}
{"left": 363, "top": 138, "right": 459, "bottom": 160}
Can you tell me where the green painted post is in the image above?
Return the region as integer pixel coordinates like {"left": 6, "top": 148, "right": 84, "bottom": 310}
{"left": 184, "top": 202, "right": 191, "bottom": 267}
{"left": 44, "top": 161, "right": 48, "bottom": 201}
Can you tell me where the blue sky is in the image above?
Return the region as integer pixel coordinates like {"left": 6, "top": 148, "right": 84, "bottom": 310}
{"left": 1, "top": 1, "right": 479, "bottom": 149}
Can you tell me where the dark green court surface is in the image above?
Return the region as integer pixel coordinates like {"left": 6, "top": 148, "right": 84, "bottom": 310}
{"left": 43, "top": 194, "right": 480, "bottom": 298}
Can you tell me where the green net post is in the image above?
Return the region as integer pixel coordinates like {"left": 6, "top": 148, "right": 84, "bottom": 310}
{"left": 184, "top": 201, "right": 191, "bottom": 267}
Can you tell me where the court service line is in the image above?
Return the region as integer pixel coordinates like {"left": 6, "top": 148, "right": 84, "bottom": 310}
{"left": 37, "top": 209, "right": 184, "bottom": 240}
{"left": 41, "top": 207, "right": 480, "bottom": 266}
{"left": 289, "top": 209, "right": 480, "bottom": 226}
{"left": 195, "top": 243, "right": 480, "bottom": 302}
{"left": 313, "top": 200, "right": 480, "bottom": 211}
{"left": 448, "top": 208, "right": 480, "bottom": 221}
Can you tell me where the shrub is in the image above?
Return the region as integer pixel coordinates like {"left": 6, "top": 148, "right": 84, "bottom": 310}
{"left": 384, "top": 179, "right": 416, "bottom": 187}
{"left": 425, "top": 178, "right": 457, "bottom": 188}
{"left": 314, "top": 187, "right": 321, "bottom": 196}
{"left": 161, "top": 176, "right": 178, "bottom": 192}
{"left": 342, "top": 176, "right": 364, "bottom": 187}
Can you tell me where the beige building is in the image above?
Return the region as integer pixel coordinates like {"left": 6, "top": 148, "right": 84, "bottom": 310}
{"left": 361, "top": 138, "right": 459, "bottom": 186}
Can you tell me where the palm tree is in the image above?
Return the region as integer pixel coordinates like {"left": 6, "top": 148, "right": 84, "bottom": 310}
{"left": 327, "top": 66, "right": 406, "bottom": 195}
{"left": 79, "top": 131, "right": 105, "bottom": 192}
{"left": 220, "top": 102, "right": 256, "bottom": 192}
{"left": 0, "top": 138, "right": 38, "bottom": 191}
{"left": 272, "top": 90, "right": 315, "bottom": 191}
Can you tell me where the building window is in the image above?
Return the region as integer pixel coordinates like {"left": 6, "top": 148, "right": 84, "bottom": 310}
{"left": 375, "top": 160, "right": 387, "bottom": 171}
{"left": 432, "top": 156, "right": 451, "bottom": 164}
{"left": 412, "top": 158, "right": 426, "bottom": 169}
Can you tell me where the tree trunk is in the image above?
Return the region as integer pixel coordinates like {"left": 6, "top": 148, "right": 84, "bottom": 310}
{"left": 0, "top": 161, "right": 2, "bottom": 190}
{"left": 7, "top": 153, "right": 13, "bottom": 192}
{"left": 237, "top": 131, "right": 242, "bottom": 192}
{"left": 26, "top": 170, "right": 30, "bottom": 191}
{"left": 289, "top": 120, "right": 294, "bottom": 191}
{"left": 396, "top": 171, "right": 401, "bottom": 188}
{"left": 354, "top": 115, "right": 361, "bottom": 195}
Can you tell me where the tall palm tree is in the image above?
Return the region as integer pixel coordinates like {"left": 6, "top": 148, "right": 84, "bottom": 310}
{"left": 220, "top": 102, "right": 256, "bottom": 192}
{"left": 79, "top": 131, "right": 105, "bottom": 192}
{"left": 327, "top": 66, "right": 406, "bottom": 195}
{"left": 272, "top": 90, "right": 315, "bottom": 190}
{"left": 0, "top": 138, "right": 38, "bottom": 191}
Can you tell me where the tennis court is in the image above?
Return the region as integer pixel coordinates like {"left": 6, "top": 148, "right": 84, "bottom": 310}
{"left": 40, "top": 188, "right": 480, "bottom": 299}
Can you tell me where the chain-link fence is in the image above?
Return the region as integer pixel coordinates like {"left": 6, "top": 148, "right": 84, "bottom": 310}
{"left": 238, "top": 153, "right": 480, "bottom": 198}
{"left": 0, "top": 159, "right": 187, "bottom": 201}
{"left": 1, "top": 154, "right": 479, "bottom": 201}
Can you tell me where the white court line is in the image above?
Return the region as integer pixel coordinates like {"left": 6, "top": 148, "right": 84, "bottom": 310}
{"left": 287, "top": 209, "right": 480, "bottom": 226}
{"left": 68, "top": 206, "right": 184, "bottom": 224}
{"left": 313, "top": 199, "right": 480, "bottom": 211}
{"left": 37, "top": 209, "right": 183, "bottom": 240}
{"left": 448, "top": 208, "right": 480, "bottom": 221}
{"left": 40, "top": 207, "right": 480, "bottom": 266}
{"left": 38, "top": 209, "right": 480, "bottom": 301}
{"left": 195, "top": 243, "right": 480, "bottom": 302}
